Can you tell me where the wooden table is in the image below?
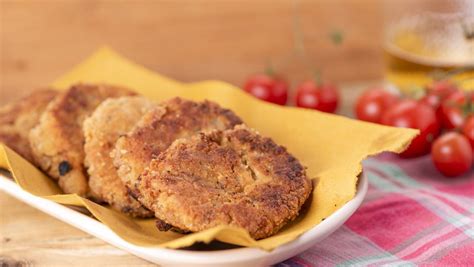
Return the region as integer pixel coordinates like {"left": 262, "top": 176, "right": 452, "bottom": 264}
{"left": 0, "top": 192, "right": 155, "bottom": 266}
{"left": 0, "top": 1, "right": 375, "bottom": 265}
{"left": 1, "top": 0, "right": 390, "bottom": 106}
{"left": 0, "top": 0, "right": 451, "bottom": 265}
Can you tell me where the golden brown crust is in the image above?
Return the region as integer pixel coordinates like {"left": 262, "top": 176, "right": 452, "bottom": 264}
{"left": 29, "top": 84, "right": 135, "bottom": 196}
{"left": 83, "top": 96, "right": 155, "bottom": 217}
{"left": 0, "top": 89, "right": 58, "bottom": 162}
{"left": 136, "top": 125, "right": 312, "bottom": 239}
{"left": 113, "top": 97, "right": 243, "bottom": 194}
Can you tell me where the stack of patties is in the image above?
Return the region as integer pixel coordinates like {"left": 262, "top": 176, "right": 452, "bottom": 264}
{"left": 0, "top": 85, "right": 313, "bottom": 240}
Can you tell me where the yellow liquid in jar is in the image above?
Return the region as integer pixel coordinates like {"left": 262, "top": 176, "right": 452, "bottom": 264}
{"left": 385, "top": 26, "right": 474, "bottom": 92}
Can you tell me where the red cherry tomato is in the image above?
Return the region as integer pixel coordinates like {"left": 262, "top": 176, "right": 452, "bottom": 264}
{"left": 419, "top": 93, "right": 442, "bottom": 110}
{"left": 295, "top": 81, "right": 339, "bottom": 113}
{"left": 381, "top": 99, "right": 440, "bottom": 158}
{"left": 463, "top": 116, "right": 474, "bottom": 151}
{"left": 420, "top": 93, "right": 447, "bottom": 126}
{"left": 244, "top": 74, "right": 288, "bottom": 105}
{"left": 431, "top": 132, "right": 473, "bottom": 177}
{"left": 421, "top": 81, "right": 459, "bottom": 120}
{"left": 426, "top": 80, "right": 458, "bottom": 98}
{"left": 355, "top": 88, "right": 399, "bottom": 123}
{"left": 438, "top": 91, "right": 472, "bottom": 130}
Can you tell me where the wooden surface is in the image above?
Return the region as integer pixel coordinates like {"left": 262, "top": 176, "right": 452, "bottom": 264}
{"left": 0, "top": 1, "right": 375, "bottom": 265}
{"left": 0, "top": 192, "right": 153, "bottom": 267}
{"left": 0, "top": 0, "right": 389, "bottom": 105}
{"left": 0, "top": 0, "right": 454, "bottom": 265}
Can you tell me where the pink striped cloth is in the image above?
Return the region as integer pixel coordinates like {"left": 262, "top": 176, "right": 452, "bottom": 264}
{"left": 278, "top": 153, "right": 474, "bottom": 266}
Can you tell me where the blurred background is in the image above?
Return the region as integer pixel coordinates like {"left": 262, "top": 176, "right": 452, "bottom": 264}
{"left": 1, "top": 0, "right": 473, "bottom": 109}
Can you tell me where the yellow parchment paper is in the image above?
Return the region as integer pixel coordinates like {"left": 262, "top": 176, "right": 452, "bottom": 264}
{"left": 0, "top": 48, "right": 418, "bottom": 251}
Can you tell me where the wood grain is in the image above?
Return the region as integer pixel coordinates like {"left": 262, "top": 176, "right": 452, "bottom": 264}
{"left": 0, "top": 0, "right": 449, "bottom": 265}
{"left": 1, "top": 0, "right": 385, "bottom": 105}
{"left": 0, "top": 192, "right": 154, "bottom": 266}
{"left": 0, "top": 1, "right": 382, "bottom": 263}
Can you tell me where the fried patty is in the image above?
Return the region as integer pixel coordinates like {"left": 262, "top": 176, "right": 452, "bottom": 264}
{"left": 0, "top": 89, "right": 58, "bottom": 162}
{"left": 29, "top": 84, "right": 135, "bottom": 196}
{"left": 135, "top": 125, "right": 312, "bottom": 239}
{"left": 113, "top": 97, "right": 243, "bottom": 195}
{"left": 83, "top": 96, "right": 155, "bottom": 217}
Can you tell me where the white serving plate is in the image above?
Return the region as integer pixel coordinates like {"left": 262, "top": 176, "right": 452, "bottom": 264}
{"left": 0, "top": 172, "right": 367, "bottom": 266}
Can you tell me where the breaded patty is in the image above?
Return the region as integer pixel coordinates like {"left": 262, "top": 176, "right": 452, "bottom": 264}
{"left": 113, "top": 97, "right": 243, "bottom": 194}
{"left": 29, "top": 84, "right": 135, "bottom": 196}
{"left": 0, "top": 89, "right": 58, "bottom": 162}
{"left": 83, "top": 96, "right": 155, "bottom": 217}
{"left": 135, "top": 125, "right": 312, "bottom": 239}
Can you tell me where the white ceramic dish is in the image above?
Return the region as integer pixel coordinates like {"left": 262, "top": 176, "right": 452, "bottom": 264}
{"left": 0, "top": 172, "right": 367, "bottom": 266}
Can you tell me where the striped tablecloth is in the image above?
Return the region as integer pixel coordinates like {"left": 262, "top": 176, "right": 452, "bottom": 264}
{"left": 278, "top": 153, "right": 474, "bottom": 266}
